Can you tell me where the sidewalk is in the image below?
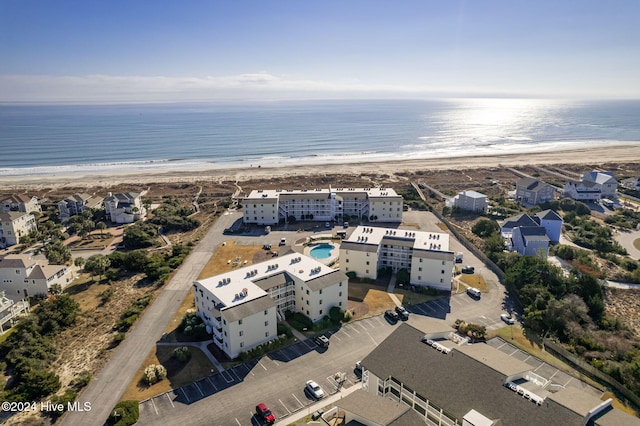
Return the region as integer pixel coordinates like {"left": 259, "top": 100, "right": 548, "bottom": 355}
{"left": 386, "top": 274, "right": 402, "bottom": 307}
{"left": 274, "top": 382, "right": 362, "bottom": 426}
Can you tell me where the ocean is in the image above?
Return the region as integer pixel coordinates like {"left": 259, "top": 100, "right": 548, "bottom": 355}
{"left": 1, "top": 98, "right": 639, "bottom": 177}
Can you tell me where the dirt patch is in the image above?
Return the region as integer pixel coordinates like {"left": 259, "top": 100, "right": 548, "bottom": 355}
{"left": 458, "top": 274, "right": 490, "bottom": 293}
{"left": 197, "top": 241, "right": 263, "bottom": 280}
{"left": 121, "top": 345, "right": 215, "bottom": 402}
{"left": 604, "top": 287, "right": 640, "bottom": 335}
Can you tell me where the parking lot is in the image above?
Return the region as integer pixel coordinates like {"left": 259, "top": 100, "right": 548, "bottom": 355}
{"left": 137, "top": 314, "right": 397, "bottom": 426}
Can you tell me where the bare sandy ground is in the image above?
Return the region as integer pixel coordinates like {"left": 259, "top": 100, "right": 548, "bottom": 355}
{"left": 2, "top": 144, "right": 640, "bottom": 191}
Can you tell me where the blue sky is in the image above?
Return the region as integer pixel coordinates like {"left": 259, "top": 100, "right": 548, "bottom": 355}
{"left": 1, "top": 0, "right": 638, "bottom": 102}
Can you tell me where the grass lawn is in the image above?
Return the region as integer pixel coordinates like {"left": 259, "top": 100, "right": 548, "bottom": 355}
{"left": 458, "top": 273, "right": 490, "bottom": 293}
{"left": 121, "top": 344, "right": 215, "bottom": 402}
{"left": 67, "top": 233, "right": 114, "bottom": 250}
{"left": 394, "top": 288, "right": 440, "bottom": 306}
{"left": 197, "top": 240, "right": 263, "bottom": 279}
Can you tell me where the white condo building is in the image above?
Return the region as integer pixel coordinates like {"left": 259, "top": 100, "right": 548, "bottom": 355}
{"left": 340, "top": 226, "right": 455, "bottom": 291}
{"left": 243, "top": 187, "right": 403, "bottom": 225}
{"left": 193, "top": 253, "right": 348, "bottom": 359}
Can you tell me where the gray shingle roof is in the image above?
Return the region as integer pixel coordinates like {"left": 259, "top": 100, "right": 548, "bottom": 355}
{"left": 305, "top": 270, "right": 348, "bottom": 292}
{"left": 221, "top": 295, "right": 275, "bottom": 323}
{"left": 535, "top": 209, "right": 562, "bottom": 221}
{"left": 501, "top": 213, "right": 538, "bottom": 230}
{"left": 360, "top": 324, "right": 586, "bottom": 426}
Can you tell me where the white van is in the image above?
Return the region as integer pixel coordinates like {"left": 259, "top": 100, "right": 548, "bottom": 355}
{"left": 279, "top": 237, "right": 286, "bottom": 246}
{"left": 466, "top": 287, "right": 481, "bottom": 298}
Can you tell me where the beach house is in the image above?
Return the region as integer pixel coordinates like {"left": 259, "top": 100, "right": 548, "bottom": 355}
{"left": 58, "top": 193, "right": 104, "bottom": 222}
{"left": 1, "top": 194, "right": 41, "bottom": 214}
{"left": 0, "top": 254, "right": 73, "bottom": 297}
{"left": 447, "top": 190, "right": 488, "bottom": 213}
{"left": 500, "top": 210, "right": 562, "bottom": 256}
{"left": 515, "top": 178, "right": 557, "bottom": 205}
{"left": 193, "top": 253, "right": 347, "bottom": 359}
{"left": 242, "top": 187, "right": 403, "bottom": 226}
{"left": 564, "top": 171, "right": 618, "bottom": 202}
{"left": 340, "top": 226, "right": 455, "bottom": 291}
{"left": 104, "top": 192, "right": 146, "bottom": 224}
{"left": 0, "top": 211, "right": 37, "bottom": 248}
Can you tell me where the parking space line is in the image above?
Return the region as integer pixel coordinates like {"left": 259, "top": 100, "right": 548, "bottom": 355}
{"left": 207, "top": 376, "right": 218, "bottom": 391}
{"left": 235, "top": 418, "right": 241, "bottom": 425}
{"left": 497, "top": 341, "right": 508, "bottom": 349}
{"left": 302, "top": 340, "right": 316, "bottom": 350}
{"left": 279, "top": 350, "right": 291, "bottom": 362}
{"left": 231, "top": 368, "right": 242, "bottom": 382}
{"left": 180, "top": 387, "right": 190, "bottom": 403}
{"left": 350, "top": 326, "right": 361, "bottom": 334}
{"left": 548, "top": 370, "right": 560, "bottom": 381}
{"left": 332, "top": 334, "right": 342, "bottom": 341}
{"left": 533, "top": 363, "right": 544, "bottom": 372}
{"left": 271, "top": 358, "right": 280, "bottom": 366}
{"left": 563, "top": 377, "right": 573, "bottom": 387}
{"left": 340, "top": 329, "right": 351, "bottom": 338}
{"left": 221, "top": 370, "right": 234, "bottom": 383}
{"left": 510, "top": 349, "right": 519, "bottom": 356}
{"left": 194, "top": 381, "right": 205, "bottom": 397}
{"left": 372, "top": 316, "right": 384, "bottom": 326}
{"left": 292, "top": 393, "right": 304, "bottom": 408}
{"left": 165, "top": 392, "right": 175, "bottom": 407}
{"left": 279, "top": 399, "right": 291, "bottom": 414}
{"left": 358, "top": 322, "right": 368, "bottom": 332}
{"left": 258, "top": 360, "right": 268, "bottom": 371}
{"left": 523, "top": 355, "right": 531, "bottom": 362}
{"left": 150, "top": 398, "right": 159, "bottom": 415}
{"left": 422, "top": 303, "right": 436, "bottom": 312}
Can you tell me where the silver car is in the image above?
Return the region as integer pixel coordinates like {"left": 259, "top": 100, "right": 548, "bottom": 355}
{"left": 305, "top": 380, "right": 324, "bottom": 399}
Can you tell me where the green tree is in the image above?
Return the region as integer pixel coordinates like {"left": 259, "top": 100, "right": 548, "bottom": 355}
{"left": 43, "top": 239, "right": 71, "bottom": 264}
{"left": 472, "top": 219, "right": 499, "bottom": 238}
{"left": 85, "top": 254, "right": 111, "bottom": 281}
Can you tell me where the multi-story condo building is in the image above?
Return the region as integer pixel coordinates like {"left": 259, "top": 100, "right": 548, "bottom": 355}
{"left": 360, "top": 323, "right": 640, "bottom": 426}
{"left": 104, "top": 192, "right": 146, "bottom": 224}
{"left": 0, "top": 212, "right": 37, "bottom": 248}
{"left": 242, "top": 187, "right": 403, "bottom": 226}
{"left": 1, "top": 194, "right": 41, "bottom": 214}
{"left": 564, "top": 171, "right": 618, "bottom": 202}
{"left": 58, "top": 193, "right": 104, "bottom": 222}
{"left": 340, "top": 226, "right": 454, "bottom": 291}
{"left": 193, "top": 253, "right": 348, "bottom": 359}
{"left": 0, "top": 254, "right": 73, "bottom": 298}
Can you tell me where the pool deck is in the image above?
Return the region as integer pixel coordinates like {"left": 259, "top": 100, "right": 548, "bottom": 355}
{"left": 304, "top": 241, "right": 340, "bottom": 265}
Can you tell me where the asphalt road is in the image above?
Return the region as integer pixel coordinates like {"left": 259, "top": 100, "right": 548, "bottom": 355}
{"left": 62, "top": 211, "right": 242, "bottom": 426}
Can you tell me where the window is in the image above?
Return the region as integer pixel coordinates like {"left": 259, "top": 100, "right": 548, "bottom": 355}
{"left": 264, "top": 310, "right": 268, "bottom": 315}
{"left": 418, "top": 276, "right": 421, "bottom": 280}
{"left": 366, "top": 261, "right": 369, "bottom": 265}
{"left": 306, "top": 300, "right": 309, "bottom": 305}
{"left": 239, "top": 319, "right": 243, "bottom": 325}
{"left": 345, "top": 259, "right": 349, "bottom": 263}
{"left": 339, "top": 302, "right": 342, "bottom": 306}
{"left": 306, "top": 289, "right": 309, "bottom": 295}
{"left": 240, "top": 342, "right": 244, "bottom": 348}
{"left": 265, "top": 332, "right": 269, "bottom": 337}
{"left": 366, "top": 270, "right": 369, "bottom": 274}
{"left": 440, "top": 278, "right": 444, "bottom": 283}
{"left": 239, "top": 330, "right": 243, "bottom": 336}
{"left": 319, "top": 310, "right": 323, "bottom": 315}
{"left": 319, "top": 299, "right": 323, "bottom": 305}
{"left": 265, "top": 321, "right": 269, "bottom": 326}
{"left": 339, "top": 282, "right": 342, "bottom": 287}
{"left": 418, "top": 267, "right": 422, "bottom": 271}
{"left": 419, "top": 258, "right": 423, "bottom": 263}
{"left": 339, "top": 291, "right": 342, "bottom": 297}
{"left": 441, "top": 270, "right": 445, "bottom": 274}
{"left": 319, "top": 289, "right": 322, "bottom": 295}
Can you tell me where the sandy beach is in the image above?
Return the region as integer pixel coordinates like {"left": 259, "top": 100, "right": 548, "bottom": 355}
{"left": 2, "top": 144, "right": 640, "bottom": 191}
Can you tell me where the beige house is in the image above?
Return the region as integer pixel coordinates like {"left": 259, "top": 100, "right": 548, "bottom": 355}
{"left": 104, "top": 192, "right": 146, "bottom": 224}
{"left": 58, "top": 193, "right": 104, "bottom": 222}
{"left": 0, "top": 211, "right": 37, "bottom": 248}
{"left": 0, "top": 254, "right": 73, "bottom": 298}
{"left": 243, "top": 187, "right": 403, "bottom": 225}
{"left": 515, "top": 178, "right": 556, "bottom": 205}
{"left": 2, "top": 194, "right": 41, "bottom": 214}
{"left": 193, "top": 253, "right": 348, "bottom": 359}
{"left": 340, "top": 226, "right": 455, "bottom": 291}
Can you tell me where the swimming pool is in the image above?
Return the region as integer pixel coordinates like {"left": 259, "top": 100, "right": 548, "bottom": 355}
{"left": 309, "top": 243, "right": 335, "bottom": 259}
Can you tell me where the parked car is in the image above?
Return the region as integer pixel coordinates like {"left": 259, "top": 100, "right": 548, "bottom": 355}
{"left": 279, "top": 238, "right": 286, "bottom": 246}
{"left": 314, "top": 335, "right": 330, "bottom": 348}
{"left": 466, "top": 287, "right": 481, "bottom": 298}
{"left": 255, "top": 403, "right": 275, "bottom": 424}
{"left": 343, "top": 221, "right": 349, "bottom": 228}
{"left": 384, "top": 309, "right": 399, "bottom": 323}
{"left": 305, "top": 380, "right": 325, "bottom": 399}
{"left": 262, "top": 244, "right": 272, "bottom": 250}
{"left": 500, "top": 313, "right": 516, "bottom": 325}
{"left": 395, "top": 305, "right": 409, "bottom": 320}
{"left": 461, "top": 265, "right": 475, "bottom": 274}
{"left": 325, "top": 222, "right": 331, "bottom": 228}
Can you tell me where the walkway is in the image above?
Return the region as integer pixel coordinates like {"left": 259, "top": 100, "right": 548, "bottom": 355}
{"left": 386, "top": 274, "right": 402, "bottom": 307}
{"left": 157, "top": 340, "right": 225, "bottom": 372}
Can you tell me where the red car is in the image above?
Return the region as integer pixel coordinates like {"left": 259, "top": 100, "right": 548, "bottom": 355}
{"left": 256, "top": 403, "right": 275, "bottom": 424}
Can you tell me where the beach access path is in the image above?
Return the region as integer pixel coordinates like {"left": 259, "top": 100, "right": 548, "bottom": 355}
{"left": 61, "top": 210, "right": 242, "bottom": 426}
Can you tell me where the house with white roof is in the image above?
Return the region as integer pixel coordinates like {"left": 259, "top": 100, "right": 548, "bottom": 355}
{"left": 340, "top": 226, "right": 455, "bottom": 291}
{"left": 1, "top": 194, "right": 41, "bottom": 214}
{"left": 242, "top": 187, "right": 403, "bottom": 226}
{"left": 0, "top": 211, "right": 37, "bottom": 248}
{"left": 515, "top": 178, "right": 557, "bottom": 205}
{"left": 564, "top": 171, "right": 617, "bottom": 202}
{"left": 193, "top": 253, "right": 348, "bottom": 359}
{"left": 58, "top": 193, "right": 104, "bottom": 222}
{"left": 104, "top": 192, "right": 146, "bottom": 224}
{"left": 447, "top": 190, "right": 488, "bottom": 213}
{"left": 0, "top": 254, "right": 73, "bottom": 298}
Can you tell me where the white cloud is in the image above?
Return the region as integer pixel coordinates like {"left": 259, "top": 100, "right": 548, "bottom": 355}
{"left": 0, "top": 73, "right": 486, "bottom": 103}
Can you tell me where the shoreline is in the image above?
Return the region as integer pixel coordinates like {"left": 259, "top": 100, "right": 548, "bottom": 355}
{"left": 2, "top": 144, "right": 640, "bottom": 191}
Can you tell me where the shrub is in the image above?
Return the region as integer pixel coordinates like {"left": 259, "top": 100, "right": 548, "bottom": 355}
{"left": 329, "top": 306, "right": 345, "bottom": 323}
{"left": 172, "top": 346, "right": 191, "bottom": 363}
{"left": 100, "top": 288, "right": 114, "bottom": 304}
{"left": 71, "top": 370, "right": 92, "bottom": 390}
{"left": 277, "top": 323, "right": 293, "bottom": 338}
{"left": 143, "top": 364, "right": 167, "bottom": 385}
{"left": 107, "top": 400, "right": 139, "bottom": 426}
{"left": 112, "top": 332, "right": 126, "bottom": 345}
{"left": 49, "top": 388, "right": 78, "bottom": 415}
